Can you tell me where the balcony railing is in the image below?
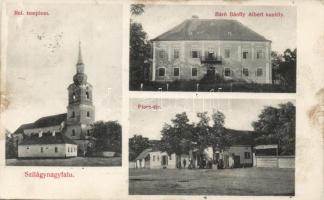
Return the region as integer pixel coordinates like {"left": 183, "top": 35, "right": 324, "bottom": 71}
{"left": 200, "top": 55, "right": 222, "bottom": 64}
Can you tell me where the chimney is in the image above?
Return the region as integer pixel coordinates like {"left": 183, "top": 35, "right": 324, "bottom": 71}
{"left": 192, "top": 15, "right": 199, "bottom": 19}
{"left": 38, "top": 131, "right": 43, "bottom": 138}
{"left": 52, "top": 131, "right": 56, "bottom": 137}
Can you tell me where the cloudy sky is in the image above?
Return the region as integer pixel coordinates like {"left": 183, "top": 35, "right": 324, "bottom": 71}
{"left": 132, "top": 5, "right": 296, "bottom": 53}
{"left": 130, "top": 98, "right": 295, "bottom": 140}
{"left": 3, "top": 3, "right": 122, "bottom": 132}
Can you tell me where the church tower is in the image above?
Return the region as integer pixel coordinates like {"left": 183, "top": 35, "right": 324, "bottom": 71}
{"left": 65, "top": 42, "right": 95, "bottom": 155}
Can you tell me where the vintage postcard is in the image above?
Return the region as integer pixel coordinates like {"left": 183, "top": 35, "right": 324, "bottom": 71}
{"left": 0, "top": 0, "right": 324, "bottom": 200}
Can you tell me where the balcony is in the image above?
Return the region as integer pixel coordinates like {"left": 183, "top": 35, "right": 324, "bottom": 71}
{"left": 200, "top": 54, "right": 222, "bottom": 64}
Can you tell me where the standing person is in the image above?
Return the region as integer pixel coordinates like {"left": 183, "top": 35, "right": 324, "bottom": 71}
{"left": 183, "top": 159, "right": 187, "bottom": 169}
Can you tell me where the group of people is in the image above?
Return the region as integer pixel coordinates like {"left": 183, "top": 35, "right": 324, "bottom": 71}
{"left": 176, "top": 157, "right": 215, "bottom": 169}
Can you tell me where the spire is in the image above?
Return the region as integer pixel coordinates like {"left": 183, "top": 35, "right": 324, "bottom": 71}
{"left": 77, "top": 41, "right": 83, "bottom": 65}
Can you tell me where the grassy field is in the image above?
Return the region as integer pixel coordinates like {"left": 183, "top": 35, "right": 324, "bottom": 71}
{"left": 6, "top": 157, "right": 121, "bottom": 166}
{"left": 129, "top": 167, "right": 295, "bottom": 196}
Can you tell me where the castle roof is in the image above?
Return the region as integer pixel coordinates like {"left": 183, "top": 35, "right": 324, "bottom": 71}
{"left": 152, "top": 19, "right": 270, "bottom": 42}
{"left": 14, "top": 113, "right": 67, "bottom": 134}
{"left": 19, "top": 132, "right": 77, "bottom": 145}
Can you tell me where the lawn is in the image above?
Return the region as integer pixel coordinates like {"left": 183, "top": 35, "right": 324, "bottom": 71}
{"left": 6, "top": 157, "right": 121, "bottom": 166}
{"left": 129, "top": 167, "right": 295, "bottom": 196}
{"left": 130, "top": 80, "right": 295, "bottom": 93}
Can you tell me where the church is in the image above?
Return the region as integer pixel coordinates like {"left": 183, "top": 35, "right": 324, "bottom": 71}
{"left": 13, "top": 43, "right": 96, "bottom": 158}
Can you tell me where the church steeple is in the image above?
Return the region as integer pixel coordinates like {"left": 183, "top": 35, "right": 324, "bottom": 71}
{"left": 76, "top": 41, "right": 84, "bottom": 74}
{"left": 77, "top": 41, "right": 83, "bottom": 65}
{"left": 73, "top": 41, "right": 87, "bottom": 85}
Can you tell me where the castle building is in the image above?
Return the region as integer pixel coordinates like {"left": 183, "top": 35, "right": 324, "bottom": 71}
{"left": 13, "top": 43, "right": 95, "bottom": 157}
{"left": 151, "top": 17, "right": 272, "bottom": 84}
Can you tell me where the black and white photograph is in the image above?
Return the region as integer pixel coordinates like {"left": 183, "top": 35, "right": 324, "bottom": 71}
{"left": 3, "top": 3, "right": 122, "bottom": 166}
{"left": 129, "top": 98, "right": 295, "bottom": 195}
{"left": 130, "top": 4, "right": 296, "bottom": 92}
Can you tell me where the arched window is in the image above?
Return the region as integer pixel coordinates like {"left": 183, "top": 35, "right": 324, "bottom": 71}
{"left": 86, "top": 91, "right": 89, "bottom": 99}
{"left": 72, "top": 129, "right": 75, "bottom": 136}
{"left": 87, "top": 111, "right": 90, "bottom": 117}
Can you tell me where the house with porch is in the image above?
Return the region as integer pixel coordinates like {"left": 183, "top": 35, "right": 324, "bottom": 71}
{"left": 151, "top": 16, "right": 272, "bottom": 83}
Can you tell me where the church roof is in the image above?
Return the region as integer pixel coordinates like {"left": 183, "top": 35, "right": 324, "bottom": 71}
{"left": 152, "top": 18, "right": 270, "bottom": 42}
{"left": 19, "top": 132, "right": 77, "bottom": 145}
{"left": 14, "top": 113, "right": 67, "bottom": 134}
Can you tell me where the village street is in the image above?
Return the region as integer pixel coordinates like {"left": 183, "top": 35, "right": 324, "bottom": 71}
{"left": 129, "top": 168, "right": 295, "bottom": 195}
{"left": 6, "top": 157, "right": 121, "bottom": 166}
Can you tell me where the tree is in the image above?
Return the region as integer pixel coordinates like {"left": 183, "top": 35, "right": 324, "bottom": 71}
{"left": 92, "top": 121, "right": 122, "bottom": 153}
{"left": 130, "top": 4, "right": 145, "bottom": 16}
{"left": 210, "top": 111, "right": 229, "bottom": 151}
{"left": 129, "top": 134, "right": 151, "bottom": 161}
{"left": 5, "top": 130, "right": 16, "bottom": 159}
{"left": 272, "top": 48, "right": 296, "bottom": 89}
{"left": 194, "top": 112, "right": 211, "bottom": 152}
{"left": 252, "top": 102, "right": 295, "bottom": 155}
{"left": 160, "top": 112, "right": 193, "bottom": 168}
{"left": 130, "top": 5, "right": 152, "bottom": 84}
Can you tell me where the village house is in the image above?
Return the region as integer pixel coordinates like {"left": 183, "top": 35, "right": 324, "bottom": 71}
{"left": 18, "top": 131, "right": 78, "bottom": 158}
{"left": 134, "top": 145, "right": 253, "bottom": 169}
{"left": 12, "top": 43, "right": 96, "bottom": 157}
{"left": 151, "top": 17, "right": 272, "bottom": 83}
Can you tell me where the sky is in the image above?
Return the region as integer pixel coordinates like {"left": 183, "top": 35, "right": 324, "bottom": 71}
{"left": 2, "top": 3, "right": 123, "bottom": 132}
{"left": 129, "top": 98, "right": 295, "bottom": 140}
{"left": 132, "top": 5, "right": 296, "bottom": 53}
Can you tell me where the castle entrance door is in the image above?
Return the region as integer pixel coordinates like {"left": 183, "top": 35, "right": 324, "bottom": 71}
{"left": 206, "top": 64, "right": 216, "bottom": 80}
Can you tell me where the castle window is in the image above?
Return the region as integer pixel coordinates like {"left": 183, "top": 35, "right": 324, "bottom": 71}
{"left": 158, "top": 50, "right": 167, "bottom": 59}
{"left": 86, "top": 91, "right": 89, "bottom": 99}
{"left": 257, "top": 50, "right": 265, "bottom": 59}
{"left": 257, "top": 68, "right": 263, "bottom": 77}
{"left": 225, "top": 49, "right": 230, "bottom": 58}
{"left": 153, "top": 155, "right": 155, "bottom": 161}
{"left": 191, "top": 50, "right": 200, "bottom": 58}
{"left": 224, "top": 68, "right": 231, "bottom": 77}
{"left": 191, "top": 68, "right": 198, "bottom": 77}
{"left": 72, "top": 129, "right": 75, "bottom": 136}
{"left": 87, "top": 130, "right": 90, "bottom": 136}
{"left": 243, "top": 68, "right": 249, "bottom": 77}
{"left": 87, "top": 111, "right": 90, "bottom": 117}
{"left": 243, "top": 51, "right": 249, "bottom": 59}
{"left": 68, "top": 147, "right": 70, "bottom": 152}
{"left": 157, "top": 155, "right": 159, "bottom": 161}
{"left": 173, "top": 68, "right": 179, "bottom": 77}
{"left": 158, "top": 68, "right": 165, "bottom": 77}
{"left": 40, "top": 147, "right": 43, "bottom": 153}
{"left": 71, "top": 111, "right": 75, "bottom": 118}
{"left": 55, "top": 147, "right": 58, "bottom": 153}
{"left": 173, "top": 49, "right": 180, "bottom": 59}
